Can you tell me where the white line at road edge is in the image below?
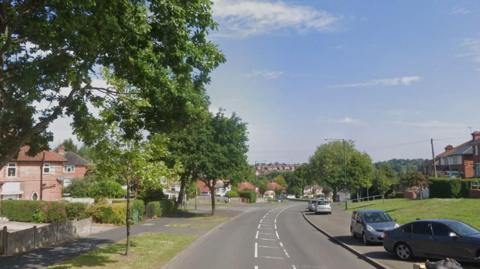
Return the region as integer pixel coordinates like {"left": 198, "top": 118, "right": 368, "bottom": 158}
{"left": 254, "top": 242, "right": 258, "bottom": 258}
{"left": 255, "top": 230, "right": 259, "bottom": 239}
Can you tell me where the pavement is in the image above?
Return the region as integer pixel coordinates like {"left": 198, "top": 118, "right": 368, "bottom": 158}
{"left": 303, "top": 203, "right": 478, "bottom": 269}
{"left": 0, "top": 207, "right": 242, "bottom": 269}
{"left": 166, "top": 201, "right": 376, "bottom": 269}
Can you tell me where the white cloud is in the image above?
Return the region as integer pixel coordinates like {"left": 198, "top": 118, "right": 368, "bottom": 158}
{"left": 329, "top": 76, "right": 421, "bottom": 89}
{"left": 212, "top": 0, "right": 338, "bottom": 38}
{"left": 459, "top": 38, "right": 480, "bottom": 64}
{"left": 451, "top": 7, "right": 471, "bottom": 16}
{"left": 331, "top": 117, "right": 363, "bottom": 125}
{"left": 245, "top": 70, "right": 283, "bottom": 80}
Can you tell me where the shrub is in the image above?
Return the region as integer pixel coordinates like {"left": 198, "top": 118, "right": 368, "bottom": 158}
{"left": 146, "top": 201, "right": 161, "bottom": 218}
{"left": 89, "top": 180, "right": 126, "bottom": 199}
{"left": 239, "top": 190, "right": 257, "bottom": 203}
{"left": 88, "top": 203, "right": 126, "bottom": 225}
{"left": 65, "top": 202, "right": 89, "bottom": 220}
{"left": 429, "top": 179, "right": 462, "bottom": 198}
{"left": 45, "top": 202, "right": 68, "bottom": 223}
{"left": 64, "top": 179, "right": 90, "bottom": 197}
{"left": 131, "top": 200, "right": 145, "bottom": 223}
{"left": 225, "top": 190, "right": 239, "bottom": 198}
{"left": 138, "top": 187, "right": 165, "bottom": 203}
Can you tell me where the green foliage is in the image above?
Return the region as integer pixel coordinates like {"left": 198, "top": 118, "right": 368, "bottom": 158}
{"left": 400, "top": 171, "right": 428, "bottom": 187}
{"left": 239, "top": 190, "right": 257, "bottom": 203}
{"left": 375, "top": 159, "right": 429, "bottom": 175}
{"left": 88, "top": 203, "right": 127, "bottom": 225}
{"left": 429, "top": 179, "right": 480, "bottom": 198}
{"left": 273, "top": 175, "right": 287, "bottom": 187}
{"left": 65, "top": 179, "right": 126, "bottom": 199}
{"left": 132, "top": 200, "right": 145, "bottom": 223}
{"left": 56, "top": 139, "right": 79, "bottom": 153}
{"left": 145, "top": 200, "right": 176, "bottom": 218}
{"left": 0, "top": 201, "right": 72, "bottom": 223}
{"left": 65, "top": 203, "right": 89, "bottom": 220}
{"left": 138, "top": 188, "right": 165, "bottom": 204}
{"left": 225, "top": 190, "right": 239, "bottom": 198}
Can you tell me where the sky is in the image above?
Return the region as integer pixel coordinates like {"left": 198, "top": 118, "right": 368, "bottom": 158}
{"left": 49, "top": 0, "right": 480, "bottom": 164}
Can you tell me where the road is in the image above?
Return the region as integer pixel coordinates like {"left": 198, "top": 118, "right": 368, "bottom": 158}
{"left": 166, "top": 202, "right": 376, "bottom": 269}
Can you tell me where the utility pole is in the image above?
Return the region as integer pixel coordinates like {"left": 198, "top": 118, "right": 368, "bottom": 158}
{"left": 431, "top": 138, "right": 438, "bottom": 178}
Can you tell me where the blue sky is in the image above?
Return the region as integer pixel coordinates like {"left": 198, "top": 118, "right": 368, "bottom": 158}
{"left": 205, "top": 0, "right": 480, "bottom": 163}
{"left": 49, "top": 0, "right": 480, "bottom": 163}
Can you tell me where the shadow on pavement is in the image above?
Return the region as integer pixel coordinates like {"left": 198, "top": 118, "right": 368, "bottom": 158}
{"left": 0, "top": 238, "right": 114, "bottom": 269}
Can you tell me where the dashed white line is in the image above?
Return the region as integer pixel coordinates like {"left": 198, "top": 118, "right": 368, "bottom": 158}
{"left": 254, "top": 266, "right": 258, "bottom": 269}
{"left": 275, "top": 230, "right": 280, "bottom": 239}
{"left": 255, "top": 230, "right": 259, "bottom": 239}
{"left": 260, "top": 256, "right": 284, "bottom": 260}
{"left": 292, "top": 265, "right": 297, "bottom": 269}
{"left": 259, "top": 238, "right": 276, "bottom": 241}
{"left": 254, "top": 242, "right": 258, "bottom": 258}
{"left": 279, "top": 241, "right": 284, "bottom": 247}
{"left": 258, "top": 245, "right": 279, "bottom": 249}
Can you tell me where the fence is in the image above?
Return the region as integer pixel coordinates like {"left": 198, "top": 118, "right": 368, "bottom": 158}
{"left": 0, "top": 218, "right": 92, "bottom": 256}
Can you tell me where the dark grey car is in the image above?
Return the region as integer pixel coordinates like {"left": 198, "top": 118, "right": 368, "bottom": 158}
{"left": 384, "top": 219, "right": 480, "bottom": 262}
{"left": 350, "top": 209, "right": 398, "bottom": 244}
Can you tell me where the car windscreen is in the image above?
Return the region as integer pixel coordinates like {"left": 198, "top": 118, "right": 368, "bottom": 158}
{"left": 363, "top": 212, "right": 393, "bottom": 223}
{"left": 317, "top": 200, "right": 329, "bottom": 205}
{"left": 447, "top": 221, "right": 479, "bottom": 236}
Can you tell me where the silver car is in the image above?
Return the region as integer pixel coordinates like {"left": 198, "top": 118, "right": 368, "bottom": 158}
{"left": 315, "top": 199, "right": 332, "bottom": 214}
{"left": 350, "top": 209, "right": 399, "bottom": 245}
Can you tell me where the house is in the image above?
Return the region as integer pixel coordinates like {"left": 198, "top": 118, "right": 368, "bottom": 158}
{"left": 254, "top": 162, "right": 300, "bottom": 176}
{"left": 0, "top": 146, "right": 89, "bottom": 201}
{"left": 237, "top": 181, "right": 256, "bottom": 192}
{"left": 435, "top": 131, "right": 480, "bottom": 178}
{"left": 195, "top": 180, "right": 231, "bottom": 197}
{"left": 266, "top": 182, "right": 285, "bottom": 192}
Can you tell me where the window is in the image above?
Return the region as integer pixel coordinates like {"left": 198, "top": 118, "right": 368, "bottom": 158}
{"left": 64, "top": 165, "right": 75, "bottom": 173}
{"left": 7, "top": 163, "right": 16, "bottom": 177}
{"left": 432, "top": 223, "right": 451, "bottom": 236}
{"left": 43, "top": 163, "right": 51, "bottom": 174}
{"left": 412, "top": 222, "right": 433, "bottom": 235}
{"left": 63, "top": 178, "right": 72, "bottom": 188}
{"left": 401, "top": 224, "right": 412, "bottom": 233}
{"left": 31, "top": 192, "right": 39, "bottom": 201}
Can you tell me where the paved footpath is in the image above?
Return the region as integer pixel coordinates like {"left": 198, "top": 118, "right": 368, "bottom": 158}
{"left": 0, "top": 207, "right": 243, "bottom": 269}
{"left": 304, "top": 203, "right": 478, "bottom": 269}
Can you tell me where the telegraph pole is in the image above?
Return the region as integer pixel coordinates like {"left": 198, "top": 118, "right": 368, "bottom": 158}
{"left": 431, "top": 138, "right": 438, "bottom": 178}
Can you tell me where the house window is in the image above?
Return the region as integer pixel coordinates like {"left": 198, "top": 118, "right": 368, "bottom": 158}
{"left": 7, "top": 163, "right": 17, "bottom": 177}
{"left": 63, "top": 178, "right": 72, "bottom": 188}
{"left": 64, "top": 165, "right": 75, "bottom": 173}
{"left": 43, "top": 163, "right": 51, "bottom": 174}
{"left": 32, "top": 192, "right": 39, "bottom": 201}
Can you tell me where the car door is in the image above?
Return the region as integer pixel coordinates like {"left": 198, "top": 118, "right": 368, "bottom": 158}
{"left": 354, "top": 213, "right": 363, "bottom": 235}
{"left": 410, "top": 222, "right": 434, "bottom": 257}
{"left": 431, "top": 222, "right": 459, "bottom": 259}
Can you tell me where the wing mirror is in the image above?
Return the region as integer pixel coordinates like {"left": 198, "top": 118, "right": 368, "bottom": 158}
{"left": 449, "top": 232, "right": 459, "bottom": 239}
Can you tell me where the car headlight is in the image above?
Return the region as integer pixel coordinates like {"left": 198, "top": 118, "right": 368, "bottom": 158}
{"left": 394, "top": 223, "right": 400, "bottom": 229}
{"left": 366, "top": 225, "right": 375, "bottom": 232}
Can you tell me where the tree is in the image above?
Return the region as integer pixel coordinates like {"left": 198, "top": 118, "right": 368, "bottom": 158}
{"left": 400, "top": 171, "right": 428, "bottom": 188}
{"left": 273, "top": 175, "right": 287, "bottom": 187}
{"left": 0, "top": 0, "right": 224, "bottom": 168}
{"left": 308, "top": 141, "right": 374, "bottom": 199}
{"left": 56, "top": 139, "right": 78, "bottom": 153}
{"left": 91, "top": 128, "right": 177, "bottom": 255}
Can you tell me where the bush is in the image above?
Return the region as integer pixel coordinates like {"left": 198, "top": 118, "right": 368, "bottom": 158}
{"left": 131, "top": 200, "right": 145, "bottom": 223}
{"left": 0, "top": 200, "right": 70, "bottom": 223}
{"left": 88, "top": 203, "right": 126, "bottom": 225}
{"left": 138, "top": 187, "right": 165, "bottom": 203}
{"left": 239, "top": 190, "right": 257, "bottom": 203}
{"left": 89, "top": 180, "right": 126, "bottom": 199}
{"left": 429, "top": 179, "right": 462, "bottom": 198}
{"left": 145, "top": 200, "right": 176, "bottom": 218}
{"left": 65, "top": 202, "right": 89, "bottom": 220}
{"left": 225, "top": 190, "right": 239, "bottom": 198}
{"left": 64, "top": 179, "right": 90, "bottom": 197}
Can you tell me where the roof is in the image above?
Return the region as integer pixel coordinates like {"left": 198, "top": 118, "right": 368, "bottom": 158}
{"left": 64, "top": 151, "right": 89, "bottom": 166}
{"left": 436, "top": 140, "right": 474, "bottom": 158}
{"left": 13, "top": 146, "right": 66, "bottom": 162}
{"left": 237, "top": 181, "right": 256, "bottom": 191}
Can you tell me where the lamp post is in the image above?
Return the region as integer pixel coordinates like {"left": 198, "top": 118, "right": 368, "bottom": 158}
{"left": 325, "top": 138, "right": 350, "bottom": 210}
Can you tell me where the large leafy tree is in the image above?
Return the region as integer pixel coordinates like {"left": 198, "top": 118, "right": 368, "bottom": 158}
{"left": 308, "top": 141, "right": 374, "bottom": 199}
{"left": 0, "top": 0, "right": 224, "bottom": 168}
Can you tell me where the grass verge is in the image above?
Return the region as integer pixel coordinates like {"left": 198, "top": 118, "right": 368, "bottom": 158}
{"left": 48, "top": 233, "right": 196, "bottom": 269}
{"left": 347, "top": 198, "right": 480, "bottom": 228}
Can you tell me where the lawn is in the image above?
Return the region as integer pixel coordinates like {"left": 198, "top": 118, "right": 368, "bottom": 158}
{"left": 48, "top": 233, "right": 196, "bottom": 269}
{"left": 347, "top": 198, "right": 480, "bottom": 228}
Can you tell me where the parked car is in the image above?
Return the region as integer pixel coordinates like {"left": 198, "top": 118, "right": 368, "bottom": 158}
{"left": 350, "top": 209, "right": 398, "bottom": 245}
{"left": 384, "top": 219, "right": 480, "bottom": 262}
{"left": 314, "top": 199, "right": 332, "bottom": 214}
{"left": 307, "top": 199, "right": 317, "bottom": 212}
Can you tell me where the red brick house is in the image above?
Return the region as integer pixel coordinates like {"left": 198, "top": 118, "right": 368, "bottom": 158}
{"left": 0, "top": 146, "right": 89, "bottom": 201}
{"left": 436, "top": 131, "right": 480, "bottom": 178}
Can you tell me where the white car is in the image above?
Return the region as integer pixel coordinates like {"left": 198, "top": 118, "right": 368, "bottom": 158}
{"left": 307, "top": 199, "right": 317, "bottom": 211}
{"left": 315, "top": 199, "right": 332, "bottom": 214}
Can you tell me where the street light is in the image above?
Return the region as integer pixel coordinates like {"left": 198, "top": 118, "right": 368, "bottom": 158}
{"left": 324, "top": 138, "right": 350, "bottom": 210}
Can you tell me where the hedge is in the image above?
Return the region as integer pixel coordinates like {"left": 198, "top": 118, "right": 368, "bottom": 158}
{"left": 429, "top": 178, "right": 480, "bottom": 198}
{"left": 0, "top": 200, "right": 87, "bottom": 223}
{"left": 145, "top": 200, "right": 176, "bottom": 218}
{"left": 87, "top": 200, "right": 145, "bottom": 225}
{"left": 239, "top": 190, "right": 257, "bottom": 203}
{"left": 225, "top": 190, "right": 239, "bottom": 198}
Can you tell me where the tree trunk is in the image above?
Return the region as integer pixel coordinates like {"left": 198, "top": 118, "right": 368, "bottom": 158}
{"left": 209, "top": 185, "right": 216, "bottom": 216}
{"left": 176, "top": 176, "right": 187, "bottom": 209}
{"left": 125, "top": 179, "right": 131, "bottom": 255}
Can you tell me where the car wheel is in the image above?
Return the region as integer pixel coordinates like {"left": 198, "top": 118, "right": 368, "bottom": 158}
{"left": 394, "top": 243, "right": 413, "bottom": 260}
{"left": 362, "top": 233, "right": 369, "bottom": 245}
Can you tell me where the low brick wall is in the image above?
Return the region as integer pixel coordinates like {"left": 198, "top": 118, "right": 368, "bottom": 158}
{"left": 0, "top": 218, "right": 92, "bottom": 256}
{"left": 469, "top": 189, "right": 480, "bottom": 198}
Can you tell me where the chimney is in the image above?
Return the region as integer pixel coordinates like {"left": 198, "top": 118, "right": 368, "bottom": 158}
{"left": 472, "top": 131, "right": 480, "bottom": 141}
{"left": 57, "top": 145, "right": 65, "bottom": 155}
{"left": 445, "top": 145, "right": 454, "bottom": 152}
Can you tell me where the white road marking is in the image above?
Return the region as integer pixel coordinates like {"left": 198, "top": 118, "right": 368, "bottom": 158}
{"left": 274, "top": 223, "right": 277, "bottom": 230}
{"left": 257, "top": 224, "right": 261, "bottom": 229}
{"left": 258, "top": 245, "right": 279, "bottom": 249}
{"left": 275, "top": 230, "right": 280, "bottom": 239}
{"left": 254, "top": 242, "right": 258, "bottom": 258}
{"left": 292, "top": 265, "right": 297, "bottom": 269}
{"left": 283, "top": 249, "right": 290, "bottom": 258}
{"left": 259, "top": 238, "right": 276, "bottom": 241}
{"left": 259, "top": 232, "right": 274, "bottom": 235}
{"left": 260, "top": 256, "right": 284, "bottom": 260}
{"left": 279, "top": 241, "right": 284, "bottom": 247}
{"left": 254, "top": 266, "right": 258, "bottom": 269}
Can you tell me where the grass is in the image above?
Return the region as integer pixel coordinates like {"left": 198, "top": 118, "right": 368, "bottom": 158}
{"left": 48, "top": 233, "right": 196, "bottom": 269}
{"left": 166, "top": 214, "right": 228, "bottom": 230}
{"left": 347, "top": 198, "right": 480, "bottom": 228}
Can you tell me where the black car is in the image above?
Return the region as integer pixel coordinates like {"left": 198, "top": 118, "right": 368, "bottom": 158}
{"left": 383, "top": 219, "right": 480, "bottom": 262}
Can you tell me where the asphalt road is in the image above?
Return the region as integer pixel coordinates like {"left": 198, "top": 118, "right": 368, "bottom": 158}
{"left": 166, "top": 202, "right": 376, "bottom": 269}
